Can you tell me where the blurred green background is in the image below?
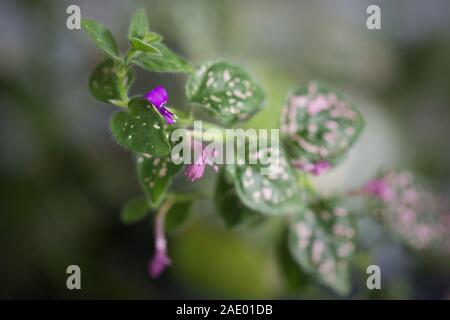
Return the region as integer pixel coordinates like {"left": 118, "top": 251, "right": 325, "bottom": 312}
{"left": 0, "top": 0, "right": 449, "bottom": 299}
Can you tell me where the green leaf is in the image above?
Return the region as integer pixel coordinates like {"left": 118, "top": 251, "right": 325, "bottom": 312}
{"left": 137, "top": 154, "right": 182, "bottom": 207}
{"left": 288, "top": 197, "right": 355, "bottom": 295}
{"left": 130, "top": 37, "right": 162, "bottom": 55}
{"left": 226, "top": 146, "right": 304, "bottom": 216}
{"left": 166, "top": 200, "right": 192, "bottom": 232}
{"left": 144, "top": 32, "right": 163, "bottom": 44}
{"left": 81, "top": 19, "right": 121, "bottom": 61}
{"left": 131, "top": 43, "right": 192, "bottom": 73}
{"left": 89, "top": 59, "right": 134, "bottom": 103}
{"left": 186, "top": 60, "right": 265, "bottom": 125}
{"left": 280, "top": 82, "right": 364, "bottom": 169}
{"left": 120, "top": 196, "right": 150, "bottom": 224}
{"left": 127, "top": 9, "right": 162, "bottom": 54}
{"left": 110, "top": 98, "right": 170, "bottom": 156}
{"left": 128, "top": 8, "right": 149, "bottom": 40}
{"left": 215, "top": 169, "right": 259, "bottom": 227}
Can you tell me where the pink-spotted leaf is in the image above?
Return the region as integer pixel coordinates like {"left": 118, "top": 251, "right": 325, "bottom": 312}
{"left": 288, "top": 197, "right": 356, "bottom": 295}
{"left": 280, "top": 82, "right": 364, "bottom": 173}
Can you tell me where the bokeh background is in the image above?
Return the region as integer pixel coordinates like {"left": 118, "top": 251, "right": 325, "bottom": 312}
{"left": 0, "top": 0, "right": 449, "bottom": 299}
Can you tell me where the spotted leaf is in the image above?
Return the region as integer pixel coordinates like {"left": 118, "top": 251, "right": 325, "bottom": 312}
{"left": 131, "top": 43, "right": 192, "bottom": 73}
{"left": 110, "top": 98, "right": 170, "bottom": 156}
{"left": 81, "top": 19, "right": 121, "bottom": 61}
{"left": 280, "top": 82, "right": 364, "bottom": 173}
{"left": 288, "top": 197, "right": 355, "bottom": 295}
{"left": 137, "top": 154, "right": 182, "bottom": 207}
{"left": 226, "top": 145, "right": 304, "bottom": 216}
{"left": 186, "top": 60, "right": 265, "bottom": 125}
{"left": 89, "top": 59, "right": 134, "bottom": 103}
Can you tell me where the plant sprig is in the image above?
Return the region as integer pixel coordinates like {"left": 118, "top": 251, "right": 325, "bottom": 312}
{"left": 81, "top": 8, "right": 450, "bottom": 295}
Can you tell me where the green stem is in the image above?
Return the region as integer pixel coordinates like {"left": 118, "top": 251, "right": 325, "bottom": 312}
{"left": 111, "top": 49, "right": 138, "bottom": 108}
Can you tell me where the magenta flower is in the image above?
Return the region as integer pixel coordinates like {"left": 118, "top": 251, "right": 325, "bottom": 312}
{"left": 292, "top": 159, "right": 330, "bottom": 176}
{"left": 148, "top": 249, "right": 171, "bottom": 279}
{"left": 144, "top": 85, "right": 175, "bottom": 124}
{"left": 184, "top": 140, "right": 218, "bottom": 182}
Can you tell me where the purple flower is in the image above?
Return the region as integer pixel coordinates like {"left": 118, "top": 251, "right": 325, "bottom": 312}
{"left": 144, "top": 85, "right": 175, "bottom": 124}
{"left": 292, "top": 159, "right": 330, "bottom": 176}
{"left": 148, "top": 249, "right": 171, "bottom": 279}
{"left": 184, "top": 140, "right": 218, "bottom": 182}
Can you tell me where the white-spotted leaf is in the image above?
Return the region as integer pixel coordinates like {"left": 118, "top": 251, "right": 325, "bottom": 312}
{"left": 186, "top": 60, "right": 265, "bottom": 125}
{"left": 110, "top": 98, "right": 170, "bottom": 156}
{"left": 226, "top": 146, "right": 304, "bottom": 215}
{"left": 137, "top": 154, "right": 182, "bottom": 207}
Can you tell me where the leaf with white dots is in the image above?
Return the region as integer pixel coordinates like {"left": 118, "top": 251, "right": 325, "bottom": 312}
{"left": 120, "top": 196, "right": 150, "bottom": 224}
{"left": 288, "top": 197, "right": 356, "bottom": 295}
{"left": 226, "top": 146, "right": 304, "bottom": 216}
{"left": 131, "top": 42, "right": 192, "bottom": 73}
{"left": 280, "top": 82, "right": 364, "bottom": 171}
{"left": 89, "top": 59, "right": 134, "bottom": 103}
{"left": 81, "top": 19, "right": 121, "bottom": 61}
{"left": 186, "top": 60, "right": 265, "bottom": 125}
{"left": 137, "top": 154, "right": 182, "bottom": 207}
{"left": 110, "top": 98, "right": 170, "bottom": 156}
